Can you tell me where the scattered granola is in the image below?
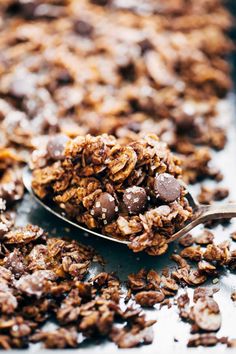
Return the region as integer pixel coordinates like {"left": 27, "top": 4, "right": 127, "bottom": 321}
{"left": 127, "top": 268, "right": 179, "bottom": 307}
{"left": 0, "top": 223, "right": 156, "bottom": 349}
{"left": 0, "top": 0, "right": 235, "bottom": 350}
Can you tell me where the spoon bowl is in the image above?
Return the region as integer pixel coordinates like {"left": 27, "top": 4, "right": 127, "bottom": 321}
{"left": 23, "top": 166, "right": 236, "bottom": 245}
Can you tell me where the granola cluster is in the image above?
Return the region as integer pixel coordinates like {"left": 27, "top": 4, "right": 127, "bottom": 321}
{"left": 31, "top": 133, "right": 193, "bottom": 255}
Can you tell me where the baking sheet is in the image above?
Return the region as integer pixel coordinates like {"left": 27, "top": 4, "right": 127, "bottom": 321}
{"left": 5, "top": 1, "right": 236, "bottom": 350}
{"left": 7, "top": 94, "right": 235, "bottom": 354}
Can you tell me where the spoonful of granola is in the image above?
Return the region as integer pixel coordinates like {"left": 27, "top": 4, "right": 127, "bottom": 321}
{"left": 24, "top": 133, "right": 236, "bottom": 256}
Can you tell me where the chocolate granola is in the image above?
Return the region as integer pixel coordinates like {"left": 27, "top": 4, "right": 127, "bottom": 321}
{"left": 0, "top": 0, "right": 235, "bottom": 350}
{"left": 31, "top": 133, "right": 193, "bottom": 255}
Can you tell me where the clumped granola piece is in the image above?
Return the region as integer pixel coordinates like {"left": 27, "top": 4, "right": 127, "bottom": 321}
{"left": 203, "top": 243, "right": 231, "bottom": 266}
{"left": 31, "top": 134, "right": 192, "bottom": 255}
{"left": 128, "top": 269, "right": 161, "bottom": 292}
{"left": 171, "top": 253, "right": 208, "bottom": 286}
{"left": 180, "top": 246, "right": 203, "bottom": 262}
{"left": 187, "top": 333, "right": 220, "bottom": 347}
{"left": 15, "top": 270, "right": 57, "bottom": 298}
{"left": 198, "top": 261, "right": 217, "bottom": 276}
{"left": 178, "top": 234, "right": 194, "bottom": 247}
{"left": 127, "top": 268, "right": 179, "bottom": 307}
{"left": 195, "top": 230, "right": 214, "bottom": 245}
{"left": 3, "top": 224, "right": 45, "bottom": 244}
{"left": 135, "top": 290, "right": 165, "bottom": 307}
{"left": 197, "top": 186, "right": 229, "bottom": 204}
{"left": 193, "top": 288, "right": 218, "bottom": 303}
{"left": 30, "top": 327, "right": 78, "bottom": 349}
{"left": 181, "top": 148, "right": 223, "bottom": 184}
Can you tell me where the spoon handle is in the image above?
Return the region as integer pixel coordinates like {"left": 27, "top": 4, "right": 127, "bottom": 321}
{"left": 198, "top": 203, "right": 236, "bottom": 221}
{"left": 168, "top": 203, "right": 236, "bottom": 244}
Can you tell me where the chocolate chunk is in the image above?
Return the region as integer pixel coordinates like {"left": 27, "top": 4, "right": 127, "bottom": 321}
{"left": 154, "top": 173, "right": 181, "bottom": 202}
{"left": 91, "top": 192, "right": 118, "bottom": 224}
{"left": 47, "top": 134, "right": 69, "bottom": 160}
{"left": 123, "top": 186, "right": 147, "bottom": 214}
{"left": 74, "top": 20, "right": 94, "bottom": 37}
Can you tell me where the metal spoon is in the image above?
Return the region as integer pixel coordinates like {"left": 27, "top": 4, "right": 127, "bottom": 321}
{"left": 23, "top": 166, "right": 236, "bottom": 245}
